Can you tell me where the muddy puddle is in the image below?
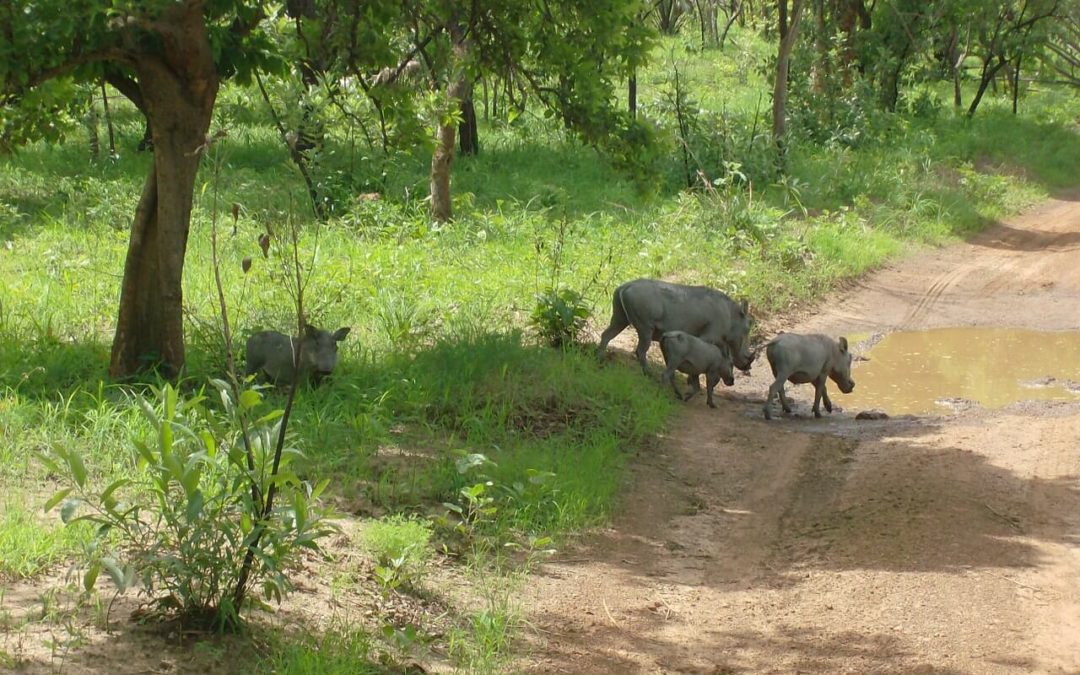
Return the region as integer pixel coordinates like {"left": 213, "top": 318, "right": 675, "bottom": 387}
{"left": 845, "top": 327, "right": 1080, "bottom": 415}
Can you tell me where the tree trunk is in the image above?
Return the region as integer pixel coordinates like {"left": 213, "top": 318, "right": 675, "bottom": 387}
{"left": 1011, "top": 52, "right": 1022, "bottom": 114}
{"left": 811, "top": 0, "right": 828, "bottom": 93}
{"left": 720, "top": 0, "right": 740, "bottom": 49}
{"left": 772, "top": 0, "right": 805, "bottom": 154}
{"left": 629, "top": 71, "right": 637, "bottom": 118}
{"left": 837, "top": 0, "right": 868, "bottom": 78}
{"left": 109, "top": 7, "right": 218, "bottom": 379}
{"left": 86, "top": 94, "right": 100, "bottom": 158}
{"left": 967, "top": 56, "right": 1006, "bottom": 118}
{"left": 698, "top": 0, "right": 720, "bottom": 49}
{"left": 881, "top": 60, "right": 904, "bottom": 111}
{"left": 431, "top": 17, "right": 470, "bottom": 222}
{"left": 101, "top": 82, "right": 117, "bottom": 157}
{"left": 459, "top": 92, "right": 479, "bottom": 155}
{"left": 948, "top": 26, "right": 966, "bottom": 108}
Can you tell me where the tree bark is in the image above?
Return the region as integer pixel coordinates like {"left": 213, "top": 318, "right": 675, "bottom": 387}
{"left": 431, "top": 75, "right": 466, "bottom": 222}
{"left": 772, "top": 0, "right": 805, "bottom": 154}
{"left": 697, "top": 0, "right": 720, "bottom": 49}
{"left": 108, "top": 5, "right": 218, "bottom": 379}
{"left": 719, "top": 0, "right": 740, "bottom": 49}
{"left": 967, "top": 55, "right": 1007, "bottom": 117}
{"left": 629, "top": 71, "right": 637, "bottom": 118}
{"left": 811, "top": 0, "right": 828, "bottom": 93}
{"left": 430, "top": 18, "right": 469, "bottom": 222}
{"left": 1011, "top": 52, "right": 1022, "bottom": 114}
{"left": 459, "top": 93, "right": 479, "bottom": 155}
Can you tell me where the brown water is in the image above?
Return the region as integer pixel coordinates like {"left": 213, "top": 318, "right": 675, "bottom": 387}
{"left": 844, "top": 328, "right": 1080, "bottom": 415}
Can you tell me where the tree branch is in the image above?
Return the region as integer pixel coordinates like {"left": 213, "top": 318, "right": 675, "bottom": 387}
{"left": 104, "top": 70, "right": 146, "bottom": 113}
{"left": 16, "top": 48, "right": 133, "bottom": 94}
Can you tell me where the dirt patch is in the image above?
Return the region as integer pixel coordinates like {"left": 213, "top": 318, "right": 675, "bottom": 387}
{"left": 520, "top": 194, "right": 1080, "bottom": 673}
{"left": 0, "top": 520, "right": 463, "bottom": 673}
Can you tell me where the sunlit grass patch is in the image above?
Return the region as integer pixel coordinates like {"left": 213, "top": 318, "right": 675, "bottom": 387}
{"left": 0, "top": 500, "right": 93, "bottom": 580}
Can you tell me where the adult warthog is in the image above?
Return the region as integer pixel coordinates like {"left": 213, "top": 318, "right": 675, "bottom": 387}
{"left": 245, "top": 323, "right": 351, "bottom": 386}
{"left": 597, "top": 278, "right": 756, "bottom": 374}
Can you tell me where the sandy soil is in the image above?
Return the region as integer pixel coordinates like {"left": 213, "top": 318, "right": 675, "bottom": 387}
{"left": 521, "top": 194, "right": 1080, "bottom": 674}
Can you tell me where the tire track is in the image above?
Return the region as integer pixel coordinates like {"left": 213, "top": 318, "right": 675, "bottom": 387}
{"left": 899, "top": 265, "right": 971, "bottom": 329}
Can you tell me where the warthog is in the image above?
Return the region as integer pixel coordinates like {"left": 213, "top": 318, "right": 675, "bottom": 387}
{"left": 245, "top": 324, "right": 351, "bottom": 386}
{"left": 659, "top": 331, "right": 735, "bottom": 408}
{"left": 597, "top": 278, "right": 756, "bottom": 376}
{"left": 763, "top": 333, "right": 855, "bottom": 420}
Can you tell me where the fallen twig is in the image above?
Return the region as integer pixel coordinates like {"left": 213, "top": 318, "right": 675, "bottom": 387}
{"left": 602, "top": 598, "right": 622, "bottom": 629}
{"left": 982, "top": 570, "right": 1042, "bottom": 593}
{"left": 983, "top": 502, "right": 1024, "bottom": 531}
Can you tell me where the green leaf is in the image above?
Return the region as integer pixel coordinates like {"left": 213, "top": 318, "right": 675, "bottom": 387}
{"left": 181, "top": 462, "right": 202, "bottom": 496}
{"left": 164, "top": 383, "right": 178, "bottom": 420}
{"left": 239, "top": 389, "right": 262, "bottom": 411}
{"left": 83, "top": 563, "right": 100, "bottom": 592}
{"left": 100, "top": 478, "right": 131, "bottom": 507}
{"left": 310, "top": 478, "right": 331, "bottom": 501}
{"left": 35, "top": 450, "right": 62, "bottom": 476}
{"left": 132, "top": 438, "right": 155, "bottom": 466}
{"left": 255, "top": 409, "right": 284, "bottom": 425}
{"left": 197, "top": 430, "right": 216, "bottom": 457}
{"left": 43, "top": 487, "right": 73, "bottom": 512}
{"left": 100, "top": 557, "right": 128, "bottom": 591}
{"left": 269, "top": 471, "right": 300, "bottom": 488}
{"left": 60, "top": 498, "right": 82, "bottom": 523}
{"left": 136, "top": 396, "right": 159, "bottom": 427}
{"left": 185, "top": 490, "right": 204, "bottom": 523}
{"left": 66, "top": 448, "right": 88, "bottom": 488}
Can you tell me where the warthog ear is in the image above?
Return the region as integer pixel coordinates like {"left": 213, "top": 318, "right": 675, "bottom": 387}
{"left": 333, "top": 327, "right": 351, "bottom": 341}
{"left": 839, "top": 336, "right": 849, "bottom": 352}
{"left": 303, "top": 323, "right": 319, "bottom": 338}
{"left": 739, "top": 299, "right": 749, "bottom": 315}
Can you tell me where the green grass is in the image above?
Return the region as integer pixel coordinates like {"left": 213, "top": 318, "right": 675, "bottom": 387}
{"left": 0, "top": 502, "right": 93, "bottom": 579}
{"left": 259, "top": 625, "right": 389, "bottom": 675}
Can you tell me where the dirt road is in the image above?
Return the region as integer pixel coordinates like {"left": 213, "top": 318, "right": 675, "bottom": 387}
{"left": 521, "top": 195, "right": 1080, "bottom": 673}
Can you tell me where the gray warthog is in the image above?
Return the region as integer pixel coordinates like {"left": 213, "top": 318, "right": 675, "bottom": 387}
{"left": 245, "top": 323, "right": 351, "bottom": 386}
{"left": 597, "top": 278, "right": 756, "bottom": 375}
{"left": 659, "top": 331, "right": 735, "bottom": 408}
{"left": 763, "top": 333, "right": 855, "bottom": 420}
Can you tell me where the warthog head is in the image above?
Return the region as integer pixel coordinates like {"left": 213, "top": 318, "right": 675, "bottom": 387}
{"left": 830, "top": 336, "right": 856, "bottom": 394}
{"left": 730, "top": 299, "right": 757, "bottom": 373}
{"left": 300, "top": 324, "right": 351, "bottom": 383}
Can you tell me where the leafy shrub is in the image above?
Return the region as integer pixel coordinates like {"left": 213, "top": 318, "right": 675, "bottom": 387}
{"left": 530, "top": 287, "right": 590, "bottom": 348}
{"left": 360, "top": 515, "right": 433, "bottom": 593}
{"left": 39, "top": 382, "right": 335, "bottom": 630}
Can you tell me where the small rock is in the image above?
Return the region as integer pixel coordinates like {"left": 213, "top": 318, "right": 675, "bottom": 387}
{"left": 856, "top": 409, "right": 889, "bottom": 420}
{"left": 1020, "top": 375, "right": 1057, "bottom": 388}
{"left": 935, "top": 397, "right": 978, "bottom": 412}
